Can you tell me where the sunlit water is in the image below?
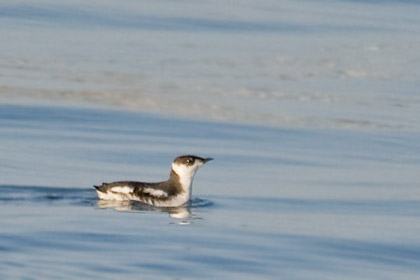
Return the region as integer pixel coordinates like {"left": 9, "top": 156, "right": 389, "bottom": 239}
{"left": 1, "top": 104, "right": 420, "bottom": 279}
{"left": 1, "top": 0, "right": 420, "bottom": 279}
{"left": 1, "top": 0, "right": 420, "bottom": 130}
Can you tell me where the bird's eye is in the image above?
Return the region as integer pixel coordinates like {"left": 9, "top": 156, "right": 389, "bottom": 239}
{"left": 187, "top": 158, "right": 195, "bottom": 165}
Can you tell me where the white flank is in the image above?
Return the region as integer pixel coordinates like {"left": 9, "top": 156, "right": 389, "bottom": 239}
{"left": 110, "top": 186, "right": 133, "bottom": 194}
{"left": 143, "top": 188, "right": 168, "bottom": 198}
{"left": 96, "top": 191, "right": 130, "bottom": 201}
{"left": 96, "top": 185, "right": 134, "bottom": 201}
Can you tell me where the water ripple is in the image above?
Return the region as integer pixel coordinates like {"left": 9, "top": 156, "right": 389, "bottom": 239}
{"left": 0, "top": 185, "right": 214, "bottom": 221}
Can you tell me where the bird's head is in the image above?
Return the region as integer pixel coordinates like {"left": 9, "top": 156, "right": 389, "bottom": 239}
{"left": 171, "top": 155, "right": 213, "bottom": 180}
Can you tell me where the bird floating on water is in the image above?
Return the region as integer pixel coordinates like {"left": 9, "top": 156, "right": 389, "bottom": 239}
{"left": 94, "top": 155, "right": 213, "bottom": 207}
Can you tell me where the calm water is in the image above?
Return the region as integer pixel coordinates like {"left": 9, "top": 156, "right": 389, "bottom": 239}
{"left": 1, "top": 0, "right": 420, "bottom": 279}
{"left": 1, "top": 0, "right": 420, "bottom": 129}
{"left": 1, "top": 104, "right": 420, "bottom": 279}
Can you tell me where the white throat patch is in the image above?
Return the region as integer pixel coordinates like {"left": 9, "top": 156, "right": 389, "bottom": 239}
{"left": 171, "top": 161, "right": 204, "bottom": 199}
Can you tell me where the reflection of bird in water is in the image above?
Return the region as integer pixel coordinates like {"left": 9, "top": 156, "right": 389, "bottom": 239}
{"left": 96, "top": 200, "right": 191, "bottom": 219}
{"left": 94, "top": 155, "right": 213, "bottom": 207}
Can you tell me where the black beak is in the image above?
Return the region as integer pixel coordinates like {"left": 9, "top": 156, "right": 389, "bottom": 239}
{"left": 202, "top": 157, "right": 213, "bottom": 163}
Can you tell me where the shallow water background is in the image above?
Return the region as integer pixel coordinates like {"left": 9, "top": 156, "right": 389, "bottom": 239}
{"left": 1, "top": 104, "right": 420, "bottom": 279}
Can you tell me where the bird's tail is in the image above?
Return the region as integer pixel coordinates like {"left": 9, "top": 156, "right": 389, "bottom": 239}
{"left": 93, "top": 185, "right": 104, "bottom": 192}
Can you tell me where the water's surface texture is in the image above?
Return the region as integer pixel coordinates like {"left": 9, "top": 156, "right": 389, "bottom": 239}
{"left": 1, "top": 0, "right": 420, "bottom": 279}
{"left": 1, "top": 105, "right": 420, "bottom": 279}
{"left": 1, "top": 0, "right": 420, "bottom": 130}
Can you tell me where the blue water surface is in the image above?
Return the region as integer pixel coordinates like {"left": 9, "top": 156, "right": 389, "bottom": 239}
{"left": 1, "top": 1, "right": 420, "bottom": 278}
{"left": 1, "top": 104, "right": 420, "bottom": 280}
